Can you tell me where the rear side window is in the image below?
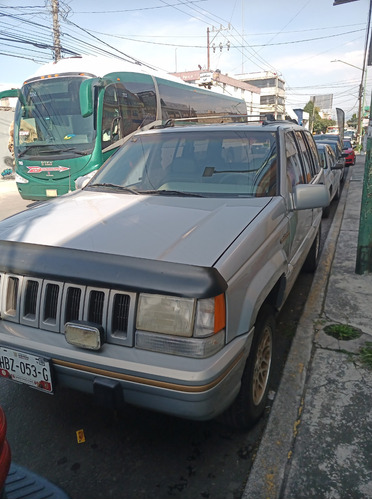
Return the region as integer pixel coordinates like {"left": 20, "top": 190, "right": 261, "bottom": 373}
{"left": 295, "top": 131, "right": 318, "bottom": 183}
{"left": 304, "top": 131, "right": 321, "bottom": 175}
{"left": 285, "top": 131, "right": 304, "bottom": 191}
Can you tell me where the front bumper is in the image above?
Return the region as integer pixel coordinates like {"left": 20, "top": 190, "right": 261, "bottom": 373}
{"left": 0, "top": 321, "right": 252, "bottom": 421}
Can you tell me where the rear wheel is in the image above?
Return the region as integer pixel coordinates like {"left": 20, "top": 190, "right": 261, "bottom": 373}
{"left": 220, "top": 305, "right": 275, "bottom": 429}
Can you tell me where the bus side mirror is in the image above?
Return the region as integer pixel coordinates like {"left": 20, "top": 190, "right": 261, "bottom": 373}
{"left": 79, "top": 77, "right": 114, "bottom": 117}
{"left": 79, "top": 79, "right": 97, "bottom": 117}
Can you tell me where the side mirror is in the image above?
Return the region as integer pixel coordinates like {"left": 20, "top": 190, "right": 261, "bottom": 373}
{"left": 293, "top": 183, "right": 330, "bottom": 210}
{"left": 79, "top": 79, "right": 98, "bottom": 117}
{"left": 75, "top": 170, "right": 98, "bottom": 190}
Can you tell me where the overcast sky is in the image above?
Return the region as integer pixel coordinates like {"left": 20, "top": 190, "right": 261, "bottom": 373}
{"left": 0, "top": 0, "right": 370, "bottom": 118}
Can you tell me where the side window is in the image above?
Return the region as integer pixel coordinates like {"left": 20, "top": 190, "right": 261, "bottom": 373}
{"left": 295, "top": 131, "right": 313, "bottom": 183}
{"left": 304, "top": 131, "right": 321, "bottom": 175}
{"left": 285, "top": 131, "right": 304, "bottom": 191}
{"left": 101, "top": 84, "right": 122, "bottom": 149}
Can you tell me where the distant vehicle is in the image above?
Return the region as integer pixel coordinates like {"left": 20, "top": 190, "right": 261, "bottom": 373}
{"left": 316, "top": 142, "right": 342, "bottom": 218}
{"left": 326, "top": 125, "right": 339, "bottom": 134}
{"left": 344, "top": 129, "right": 356, "bottom": 141}
{"left": 313, "top": 134, "right": 342, "bottom": 149}
{"left": 314, "top": 137, "right": 346, "bottom": 182}
{"left": 0, "top": 55, "right": 246, "bottom": 201}
{"left": 343, "top": 139, "right": 356, "bottom": 166}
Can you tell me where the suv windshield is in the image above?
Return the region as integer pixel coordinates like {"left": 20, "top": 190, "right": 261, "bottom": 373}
{"left": 89, "top": 129, "right": 278, "bottom": 197}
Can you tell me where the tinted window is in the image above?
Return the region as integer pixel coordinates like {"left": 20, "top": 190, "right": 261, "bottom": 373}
{"left": 286, "top": 131, "right": 304, "bottom": 190}
{"left": 156, "top": 78, "right": 246, "bottom": 120}
{"left": 295, "top": 131, "right": 313, "bottom": 183}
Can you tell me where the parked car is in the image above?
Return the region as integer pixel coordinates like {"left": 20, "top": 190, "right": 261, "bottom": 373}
{"left": 344, "top": 129, "right": 356, "bottom": 146}
{"left": 343, "top": 139, "right": 356, "bottom": 166}
{"left": 314, "top": 138, "right": 346, "bottom": 182}
{"left": 316, "top": 142, "right": 342, "bottom": 217}
{"left": 313, "top": 133, "right": 343, "bottom": 149}
{"left": 0, "top": 119, "right": 329, "bottom": 430}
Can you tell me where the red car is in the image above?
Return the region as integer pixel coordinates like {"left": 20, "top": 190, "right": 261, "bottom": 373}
{"left": 0, "top": 407, "right": 11, "bottom": 494}
{"left": 343, "top": 139, "right": 356, "bottom": 166}
{"left": 0, "top": 406, "right": 68, "bottom": 498}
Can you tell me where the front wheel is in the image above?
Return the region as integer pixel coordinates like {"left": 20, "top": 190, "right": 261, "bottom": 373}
{"left": 220, "top": 305, "right": 275, "bottom": 429}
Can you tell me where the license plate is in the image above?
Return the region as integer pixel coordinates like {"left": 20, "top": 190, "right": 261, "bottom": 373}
{"left": 46, "top": 189, "right": 57, "bottom": 197}
{"left": 0, "top": 347, "right": 53, "bottom": 393}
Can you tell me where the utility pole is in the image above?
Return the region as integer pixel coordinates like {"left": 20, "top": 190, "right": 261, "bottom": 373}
{"left": 51, "top": 0, "right": 61, "bottom": 62}
{"left": 206, "top": 24, "right": 231, "bottom": 71}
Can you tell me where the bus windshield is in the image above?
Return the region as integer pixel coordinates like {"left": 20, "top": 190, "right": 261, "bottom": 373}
{"left": 14, "top": 76, "right": 95, "bottom": 158}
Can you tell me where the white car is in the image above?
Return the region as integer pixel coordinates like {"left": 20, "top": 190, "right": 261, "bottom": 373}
{"left": 0, "top": 119, "right": 329, "bottom": 429}
{"left": 316, "top": 142, "right": 343, "bottom": 217}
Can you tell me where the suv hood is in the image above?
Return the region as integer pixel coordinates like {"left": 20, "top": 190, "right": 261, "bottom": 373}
{"left": 0, "top": 191, "right": 270, "bottom": 267}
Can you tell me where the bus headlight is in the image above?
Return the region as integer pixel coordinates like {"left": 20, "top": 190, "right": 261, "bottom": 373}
{"left": 15, "top": 173, "right": 29, "bottom": 184}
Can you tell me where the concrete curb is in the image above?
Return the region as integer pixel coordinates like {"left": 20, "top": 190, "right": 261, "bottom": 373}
{"left": 242, "top": 170, "right": 350, "bottom": 498}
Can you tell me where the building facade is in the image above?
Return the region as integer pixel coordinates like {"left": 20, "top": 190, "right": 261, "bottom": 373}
{"left": 235, "top": 71, "right": 286, "bottom": 120}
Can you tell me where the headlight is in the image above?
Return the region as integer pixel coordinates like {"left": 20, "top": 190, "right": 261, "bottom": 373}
{"left": 136, "top": 293, "right": 226, "bottom": 357}
{"left": 15, "top": 173, "right": 28, "bottom": 184}
{"left": 137, "top": 294, "right": 195, "bottom": 337}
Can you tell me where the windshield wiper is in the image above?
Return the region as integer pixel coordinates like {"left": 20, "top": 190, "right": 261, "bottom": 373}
{"left": 138, "top": 189, "right": 204, "bottom": 197}
{"left": 88, "top": 183, "right": 139, "bottom": 194}
{"left": 18, "top": 146, "right": 88, "bottom": 157}
{"left": 18, "top": 145, "right": 38, "bottom": 158}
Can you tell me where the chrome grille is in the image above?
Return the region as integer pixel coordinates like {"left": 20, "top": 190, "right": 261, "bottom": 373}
{"left": 112, "top": 293, "right": 130, "bottom": 334}
{"left": 65, "top": 286, "right": 82, "bottom": 323}
{"left": 24, "top": 280, "right": 39, "bottom": 319}
{"left": 43, "top": 283, "right": 59, "bottom": 323}
{"left": 88, "top": 290, "right": 105, "bottom": 324}
{"left": 6, "top": 276, "right": 19, "bottom": 316}
{"left": 0, "top": 272, "right": 135, "bottom": 346}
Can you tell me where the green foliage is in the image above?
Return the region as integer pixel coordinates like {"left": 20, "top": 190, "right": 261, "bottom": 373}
{"left": 360, "top": 342, "right": 372, "bottom": 370}
{"left": 324, "top": 323, "right": 362, "bottom": 341}
{"left": 304, "top": 101, "right": 336, "bottom": 133}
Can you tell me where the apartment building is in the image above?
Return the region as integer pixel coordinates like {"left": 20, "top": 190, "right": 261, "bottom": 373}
{"left": 235, "top": 71, "right": 286, "bottom": 120}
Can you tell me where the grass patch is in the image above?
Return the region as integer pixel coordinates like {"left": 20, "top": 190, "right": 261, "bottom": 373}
{"left": 360, "top": 342, "right": 372, "bottom": 370}
{"left": 324, "top": 323, "right": 362, "bottom": 341}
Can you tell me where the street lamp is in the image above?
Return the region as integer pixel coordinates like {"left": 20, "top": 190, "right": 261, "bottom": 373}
{"left": 331, "top": 59, "right": 366, "bottom": 143}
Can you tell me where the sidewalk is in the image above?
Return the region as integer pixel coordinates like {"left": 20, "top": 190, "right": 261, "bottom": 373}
{"left": 243, "top": 156, "right": 372, "bottom": 498}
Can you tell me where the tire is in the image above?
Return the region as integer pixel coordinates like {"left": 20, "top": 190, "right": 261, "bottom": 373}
{"left": 334, "top": 181, "right": 341, "bottom": 201}
{"left": 219, "top": 305, "right": 275, "bottom": 430}
{"left": 303, "top": 224, "right": 321, "bottom": 273}
{"left": 322, "top": 205, "right": 330, "bottom": 218}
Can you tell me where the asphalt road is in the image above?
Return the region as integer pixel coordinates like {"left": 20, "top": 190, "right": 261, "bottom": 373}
{"left": 0, "top": 138, "right": 341, "bottom": 499}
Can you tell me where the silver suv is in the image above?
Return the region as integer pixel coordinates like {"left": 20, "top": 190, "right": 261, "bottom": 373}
{"left": 0, "top": 120, "right": 329, "bottom": 429}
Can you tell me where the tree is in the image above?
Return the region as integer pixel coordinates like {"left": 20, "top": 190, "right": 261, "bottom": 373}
{"left": 347, "top": 113, "right": 358, "bottom": 128}
{"left": 303, "top": 101, "right": 335, "bottom": 133}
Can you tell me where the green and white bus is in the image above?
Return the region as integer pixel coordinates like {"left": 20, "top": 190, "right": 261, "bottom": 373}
{"left": 0, "top": 56, "right": 247, "bottom": 200}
